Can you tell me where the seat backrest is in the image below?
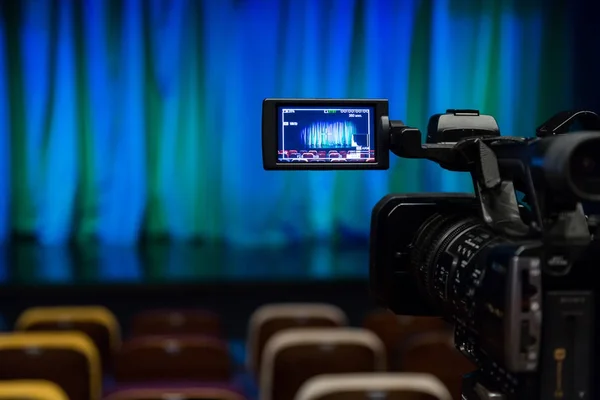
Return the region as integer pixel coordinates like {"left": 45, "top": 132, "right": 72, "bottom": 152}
{"left": 130, "top": 309, "right": 221, "bottom": 338}
{"left": 294, "top": 373, "right": 453, "bottom": 400}
{"left": 114, "top": 335, "right": 231, "bottom": 383}
{"left": 104, "top": 384, "right": 247, "bottom": 400}
{"left": 0, "top": 380, "right": 70, "bottom": 400}
{"left": 15, "top": 306, "right": 120, "bottom": 373}
{"left": 260, "top": 328, "right": 385, "bottom": 400}
{"left": 399, "top": 331, "right": 476, "bottom": 400}
{"left": 363, "top": 310, "right": 448, "bottom": 370}
{"left": 0, "top": 331, "right": 101, "bottom": 400}
{"left": 247, "top": 303, "right": 347, "bottom": 375}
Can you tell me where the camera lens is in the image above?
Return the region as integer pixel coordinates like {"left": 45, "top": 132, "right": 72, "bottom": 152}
{"left": 570, "top": 139, "right": 600, "bottom": 196}
{"left": 410, "top": 213, "right": 506, "bottom": 319}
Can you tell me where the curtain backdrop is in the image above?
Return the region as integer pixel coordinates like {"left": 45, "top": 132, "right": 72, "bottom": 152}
{"left": 0, "top": 0, "right": 574, "bottom": 246}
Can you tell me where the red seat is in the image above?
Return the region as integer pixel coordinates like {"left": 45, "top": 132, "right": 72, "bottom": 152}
{"left": 399, "top": 331, "right": 475, "bottom": 400}
{"left": 130, "top": 309, "right": 221, "bottom": 338}
{"left": 363, "top": 310, "right": 448, "bottom": 371}
{"left": 103, "top": 383, "right": 247, "bottom": 400}
{"left": 259, "top": 328, "right": 386, "bottom": 400}
{"left": 247, "top": 303, "right": 347, "bottom": 376}
{"left": 114, "top": 335, "right": 231, "bottom": 383}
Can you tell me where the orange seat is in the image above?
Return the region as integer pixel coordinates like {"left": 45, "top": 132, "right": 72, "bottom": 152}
{"left": 16, "top": 306, "right": 120, "bottom": 372}
{"left": 130, "top": 309, "right": 221, "bottom": 338}
{"left": 247, "top": 303, "right": 347, "bottom": 376}
{"left": 398, "top": 331, "right": 475, "bottom": 400}
{"left": 114, "top": 335, "right": 231, "bottom": 383}
{"left": 0, "top": 331, "right": 101, "bottom": 400}
{"left": 0, "top": 380, "right": 70, "bottom": 400}
{"left": 363, "top": 310, "right": 448, "bottom": 370}
{"left": 260, "top": 328, "right": 385, "bottom": 400}
{"left": 295, "top": 373, "right": 452, "bottom": 400}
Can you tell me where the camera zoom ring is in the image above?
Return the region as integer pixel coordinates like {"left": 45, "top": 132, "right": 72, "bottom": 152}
{"left": 429, "top": 218, "right": 480, "bottom": 304}
{"left": 422, "top": 216, "right": 474, "bottom": 305}
{"left": 410, "top": 213, "right": 452, "bottom": 300}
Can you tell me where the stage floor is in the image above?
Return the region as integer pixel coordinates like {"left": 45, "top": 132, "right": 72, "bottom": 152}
{"left": 0, "top": 242, "right": 369, "bottom": 286}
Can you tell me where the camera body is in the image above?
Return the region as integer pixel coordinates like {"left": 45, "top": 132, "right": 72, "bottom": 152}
{"left": 370, "top": 193, "right": 596, "bottom": 399}
{"left": 262, "top": 99, "right": 600, "bottom": 399}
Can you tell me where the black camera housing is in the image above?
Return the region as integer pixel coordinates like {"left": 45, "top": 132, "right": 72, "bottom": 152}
{"left": 369, "top": 193, "right": 478, "bottom": 316}
{"left": 262, "top": 100, "right": 600, "bottom": 399}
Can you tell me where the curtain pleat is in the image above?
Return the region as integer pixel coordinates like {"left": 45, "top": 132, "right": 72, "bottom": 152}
{"left": 0, "top": 0, "right": 573, "bottom": 245}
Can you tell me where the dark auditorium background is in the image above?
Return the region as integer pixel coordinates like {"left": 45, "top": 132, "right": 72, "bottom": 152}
{"left": 0, "top": 0, "right": 599, "bottom": 366}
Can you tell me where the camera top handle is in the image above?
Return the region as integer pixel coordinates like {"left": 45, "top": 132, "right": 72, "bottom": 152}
{"left": 385, "top": 110, "right": 600, "bottom": 246}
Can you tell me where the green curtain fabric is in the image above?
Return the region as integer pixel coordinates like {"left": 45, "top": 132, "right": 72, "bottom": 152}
{"left": 0, "top": 0, "right": 573, "bottom": 245}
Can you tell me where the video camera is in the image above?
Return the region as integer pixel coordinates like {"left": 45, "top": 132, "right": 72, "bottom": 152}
{"left": 262, "top": 99, "right": 600, "bottom": 399}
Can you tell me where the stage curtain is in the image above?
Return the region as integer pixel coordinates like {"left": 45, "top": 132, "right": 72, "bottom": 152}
{"left": 0, "top": 0, "right": 573, "bottom": 246}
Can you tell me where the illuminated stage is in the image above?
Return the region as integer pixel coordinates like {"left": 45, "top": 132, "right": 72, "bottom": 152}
{"left": 0, "top": 242, "right": 375, "bottom": 338}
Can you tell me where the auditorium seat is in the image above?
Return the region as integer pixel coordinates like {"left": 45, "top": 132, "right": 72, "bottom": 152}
{"left": 130, "top": 309, "right": 221, "bottom": 338}
{"left": 247, "top": 303, "right": 347, "bottom": 376}
{"left": 308, "top": 150, "right": 318, "bottom": 154}
{"left": 0, "top": 380, "right": 70, "bottom": 400}
{"left": 0, "top": 331, "right": 101, "bottom": 400}
{"left": 302, "top": 153, "right": 314, "bottom": 158}
{"left": 15, "top": 306, "right": 120, "bottom": 373}
{"left": 328, "top": 153, "right": 340, "bottom": 158}
{"left": 259, "top": 328, "right": 385, "bottom": 400}
{"left": 294, "top": 373, "right": 453, "bottom": 400}
{"left": 114, "top": 335, "right": 231, "bottom": 383}
{"left": 103, "top": 383, "right": 247, "bottom": 400}
{"left": 398, "top": 331, "right": 475, "bottom": 400}
{"left": 363, "top": 310, "right": 448, "bottom": 370}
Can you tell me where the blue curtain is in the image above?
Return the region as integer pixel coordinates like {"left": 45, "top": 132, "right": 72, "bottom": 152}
{"left": 0, "top": 0, "right": 574, "bottom": 246}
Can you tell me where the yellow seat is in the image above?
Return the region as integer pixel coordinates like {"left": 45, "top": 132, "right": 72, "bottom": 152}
{"left": 0, "top": 331, "right": 101, "bottom": 400}
{"left": 16, "top": 306, "right": 121, "bottom": 372}
{"left": 0, "top": 380, "right": 69, "bottom": 400}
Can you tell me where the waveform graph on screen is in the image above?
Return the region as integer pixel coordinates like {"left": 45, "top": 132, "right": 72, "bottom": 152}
{"left": 300, "top": 120, "right": 364, "bottom": 149}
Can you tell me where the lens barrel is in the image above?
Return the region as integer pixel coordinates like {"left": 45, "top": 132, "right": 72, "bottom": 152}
{"left": 410, "top": 213, "right": 507, "bottom": 321}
